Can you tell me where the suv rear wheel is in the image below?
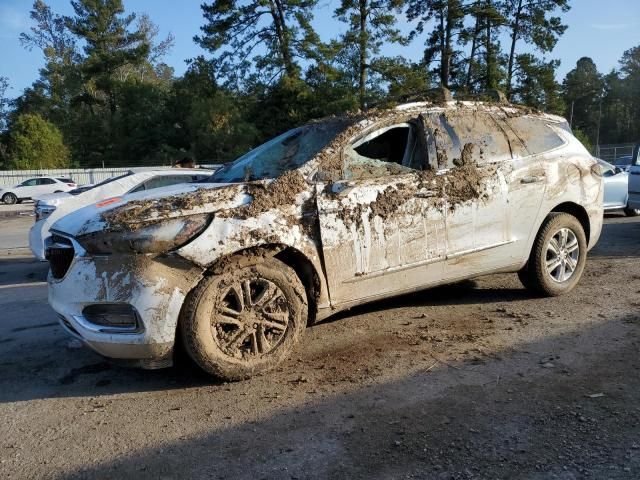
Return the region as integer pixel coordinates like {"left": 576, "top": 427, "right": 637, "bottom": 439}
{"left": 624, "top": 206, "right": 639, "bottom": 217}
{"left": 181, "top": 257, "right": 307, "bottom": 380}
{"left": 518, "top": 213, "right": 587, "bottom": 296}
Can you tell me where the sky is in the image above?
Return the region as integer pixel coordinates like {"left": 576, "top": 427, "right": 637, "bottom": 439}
{"left": 0, "top": 0, "right": 638, "bottom": 100}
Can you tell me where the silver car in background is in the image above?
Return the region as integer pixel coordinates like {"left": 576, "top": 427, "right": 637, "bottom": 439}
{"left": 597, "top": 158, "right": 639, "bottom": 216}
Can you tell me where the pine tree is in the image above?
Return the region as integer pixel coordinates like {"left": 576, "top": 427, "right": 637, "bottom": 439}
{"left": 502, "top": 0, "right": 570, "bottom": 97}
{"left": 406, "top": 0, "right": 465, "bottom": 89}
{"left": 562, "top": 57, "right": 604, "bottom": 146}
{"left": 196, "top": 0, "right": 320, "bottom": 86}
{"left": 335, "top": 0, "right": 406, "bottom": 109}
{"left": 66, "top": 0, "right": 150, "bottom": 114}
{"left": 512, "top": 54, "right": 563, "bottom": 114}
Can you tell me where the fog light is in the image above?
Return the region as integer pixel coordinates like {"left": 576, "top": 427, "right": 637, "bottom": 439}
{"left": 82, "top": 304, "right": 141, "bottom": 333}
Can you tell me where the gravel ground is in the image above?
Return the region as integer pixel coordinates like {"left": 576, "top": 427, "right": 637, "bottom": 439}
{"left": 0, "top": 214, "right": 638, "bottom": 480}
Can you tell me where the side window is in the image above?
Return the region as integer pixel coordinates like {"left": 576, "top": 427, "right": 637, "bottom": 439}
{"left": 343, "top": 122, "right": 427, "bottom": 180}
{"left": 21, "top": 179, "right": 38, "bottom": 186}
{"left": 38, "top": 178, "right": 56, "bottom": 185}
{"left": 422, "top": 111, "right": 514, "bottom": 169}
{"left": 503, "top": 117, "right": 565, "bottom": 156}
{"left": 142, "top": 175, "right": 192, "bottom": 191}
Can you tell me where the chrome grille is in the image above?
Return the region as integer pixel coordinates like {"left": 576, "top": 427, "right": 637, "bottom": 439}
{"left": 47, "top": 235, "right": 75, "bottom": 279}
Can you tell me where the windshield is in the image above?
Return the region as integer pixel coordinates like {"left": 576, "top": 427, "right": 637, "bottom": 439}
{"left": 207, "top": 120, "right": 348, "bottom": 183}
{"left": 69, "top": 172, "right": 133, "bottom": 195}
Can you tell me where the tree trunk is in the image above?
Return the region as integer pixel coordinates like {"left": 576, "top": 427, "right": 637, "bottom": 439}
{"left": 439, "top": 9, "right": 446, "bottom": 87}
{"left": 506, "top": 0, "right": 523, "bottom": 98}
{"left": 270, "top": 0, "right": 296, "bottom": 77}
{"left": 358, "top": 0, "right": 368, "bottom": 109}
{"left": 466, "top": 10, "right": 481, "bottom": 88}
{"left": 485, "top": 0, "right": 494, "bottom": 89}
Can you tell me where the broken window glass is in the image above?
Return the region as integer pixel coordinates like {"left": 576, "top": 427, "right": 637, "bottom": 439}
{"left": 343, "top": 123, "right": 427, "bottom": 179}
{"left": 207, "top": 120, "right": 349, "bottom": 183}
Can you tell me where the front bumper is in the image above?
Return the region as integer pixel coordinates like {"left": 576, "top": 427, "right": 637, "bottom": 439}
{"left": 48, "top": 253, "right": 204, "bottom": 366}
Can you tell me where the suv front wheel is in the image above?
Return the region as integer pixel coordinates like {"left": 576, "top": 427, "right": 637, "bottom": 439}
{"left": 2, "top": 193, "right": 17, "bottom": 205}
{"left": 181, "top": 257, "right": 308, "bottom": 380}
{"left": 518, "top": 213, "right": 587, "bottom": 296}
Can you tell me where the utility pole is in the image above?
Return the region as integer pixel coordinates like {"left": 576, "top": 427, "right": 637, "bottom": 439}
{"left": 595, "top": 98, "right": 602, "bottom": 154}
{"left": 569, "top": 100, "right": 574, "bottom": 127}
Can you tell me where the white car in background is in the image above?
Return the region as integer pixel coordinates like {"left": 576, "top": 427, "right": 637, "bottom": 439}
{"left": 627, "top": 145, "right": 640, "bottom": 211}
{"left": 1, "top": 176, "right": 77, "bottom": 204}
{"left": 29, "top": 169, "right": 211, "bottom": 260}
{"left": 597, "top": 158, "right": 639, "bottom": 216}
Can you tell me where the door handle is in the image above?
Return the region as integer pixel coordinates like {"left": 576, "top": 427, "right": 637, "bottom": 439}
{"left": 414, "top": 190, "right": 437, "bottom": 198}
{"left": 521, "top": 176, "right": 543, "bottom": 184}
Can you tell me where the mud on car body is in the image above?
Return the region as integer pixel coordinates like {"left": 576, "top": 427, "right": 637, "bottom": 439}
{"left": 47, "top": 102, "right": 603, "bottom": 380}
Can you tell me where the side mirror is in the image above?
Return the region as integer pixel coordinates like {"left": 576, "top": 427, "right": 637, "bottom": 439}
{"left": 614, "top": 167, "right": 622, "bottom": 174}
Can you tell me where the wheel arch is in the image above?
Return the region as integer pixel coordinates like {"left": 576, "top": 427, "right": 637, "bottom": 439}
{"left": 549, "top": 202, "right": 591, "bottom": 244}
{"left": 198, "top": 244, "right": 323, "bottom": 326}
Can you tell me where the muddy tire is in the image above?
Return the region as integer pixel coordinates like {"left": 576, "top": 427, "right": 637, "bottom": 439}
{"left": 181, "top": 257, "right": 307, "bottom": 381}
{"left": 518, "top": 213, "right": 587, "bottom": 297}
{"left": 2, "top": 193, "right": 17, "bottom": 205}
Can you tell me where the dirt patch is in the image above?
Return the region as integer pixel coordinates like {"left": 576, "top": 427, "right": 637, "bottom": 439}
{"left": 369, "top": 185, "right": 414, "bottom": 219}
{"left": 101, "top": 186, "right": 240, "bottom": 230}
{"left": 230, "top": 170, "right": 308, "bottom": 219}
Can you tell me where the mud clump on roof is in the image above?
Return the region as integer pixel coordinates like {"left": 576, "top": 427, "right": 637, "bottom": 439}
{"left": 232, "top": 170, "right": 308, "bottom": 219}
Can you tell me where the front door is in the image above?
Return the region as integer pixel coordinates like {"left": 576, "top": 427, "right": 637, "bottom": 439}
{"left": 316, "top": 120, "right": 446, "bottom": 306}
{"left": 16, "top": 178, "right": 39, "bottom": 198}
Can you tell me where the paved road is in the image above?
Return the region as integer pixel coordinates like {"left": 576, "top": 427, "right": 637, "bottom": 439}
{"left": 0, "top": 215, "right": 639, "bottom": 479}
{"left": 0, "top": 216, "right": 34, "bottom": 255}
{"left": 0, "top": 202, "right": 34, "bottom": 218}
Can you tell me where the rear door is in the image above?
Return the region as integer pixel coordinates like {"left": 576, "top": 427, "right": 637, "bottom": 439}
{"left": 628, "top": 145, "right": 640, "bottom": 209}
{"left": 36, "top": 178, "right": 58, "bottom": 195}
{"left": 419, "top": 108, "right": 514, "bottom": 276}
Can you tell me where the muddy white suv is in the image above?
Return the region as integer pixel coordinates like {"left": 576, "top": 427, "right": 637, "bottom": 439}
{"left": 47, "top": 102, "right": 603, "bottom": 380}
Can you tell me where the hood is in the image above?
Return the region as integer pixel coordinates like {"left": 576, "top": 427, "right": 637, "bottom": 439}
{"left": 51, "top": 181, "right": 249, "bottom": 238}
{"left": 33, "top": 191, "right": 73, "bottom": 206}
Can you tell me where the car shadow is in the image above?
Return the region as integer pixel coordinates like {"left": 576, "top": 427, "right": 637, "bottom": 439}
{"left": 48, "top": 315, "right": 640, "bottom": 479}
{"left": 0, "top": 275, "right": 537, "bottom": 405}
{"left": 320, "top": 279, "right": 536, "bottom": 326}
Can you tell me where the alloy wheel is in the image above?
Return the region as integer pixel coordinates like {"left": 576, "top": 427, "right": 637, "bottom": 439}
{"left": 545, "top": 227, "right": 580, "bottom": 282}
{"left": 212, "top": 278, "right": 290, "bottom": 359}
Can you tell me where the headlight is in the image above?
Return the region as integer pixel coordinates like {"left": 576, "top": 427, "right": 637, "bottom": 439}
{"left": 77, "top": 214, "right": 210, "bottom": 254}
{"left": 590, "top": 163, "right": 603, "bottom": 178}
{"left": 36, "top": 204, "right": 56, "bottom": 221}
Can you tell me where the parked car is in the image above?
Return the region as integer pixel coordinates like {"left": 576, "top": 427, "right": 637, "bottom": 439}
{"left": 1, "top": 177, "right": 77, "bottom": 204}
{"left": 597, "top": 158, "right": 639, "bottom": 216}
{"left": 612, "top": 155, "right": 633, "bottom": 172}
{"left": 628, "top": 144, "right": 640, "bottom": 211}
{"left": 29, "top": 169, "right": 211, "bottom": 261}
{"left": 46, "top": 102, "right": 603, "bottom": 380}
